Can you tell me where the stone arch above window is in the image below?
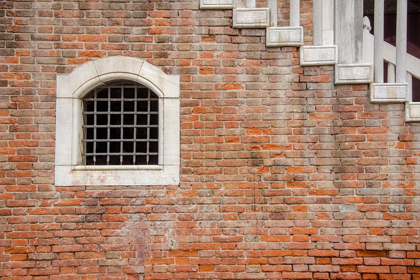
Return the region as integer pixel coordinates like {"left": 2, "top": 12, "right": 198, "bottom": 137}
{"left": 55, "top": 56, "right": 180, "bottom": 186}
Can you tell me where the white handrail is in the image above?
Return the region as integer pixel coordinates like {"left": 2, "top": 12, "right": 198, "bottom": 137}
{"left": 363, "top": 18, "right": 420, "bottom": 80}
{"left": 383, "top": 41, "right": 420, "bottom": 80}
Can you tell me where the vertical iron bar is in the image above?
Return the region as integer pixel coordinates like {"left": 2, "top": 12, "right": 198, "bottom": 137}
{"left": 82, "top": 102, "right": 86, "bottom": 164}
{"left": 93, "top": 89, "right": 97, "bottom": 165}
{"left": 120, "top": 84, "right": 124, "bottom": 165}
{"left": 107, "top": 86, "right": 111, "bottom": 164}
{"left": 147, "top": 89, "right": 150, "bottom": 165}
{"left": 133, "top": 84, "right": 137, "bottom": 164}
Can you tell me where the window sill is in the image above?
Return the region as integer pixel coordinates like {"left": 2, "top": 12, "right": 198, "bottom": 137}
{"left": 73, "top": 165, "right": 164, "bottom": 171}
{"left": 55, "top": 164, "right": 179, "bottom": 186}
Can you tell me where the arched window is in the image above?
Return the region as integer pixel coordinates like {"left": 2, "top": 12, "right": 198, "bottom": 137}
{"left": 55, "top": 57, "right": 180, "bottom": 186}
{"left": 82, "top": 81, "right": 159, "bottom": 166}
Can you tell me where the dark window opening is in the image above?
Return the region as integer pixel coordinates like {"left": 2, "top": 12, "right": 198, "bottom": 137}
{"left": 82, "top": 80, "right": 159, "bottom": 166}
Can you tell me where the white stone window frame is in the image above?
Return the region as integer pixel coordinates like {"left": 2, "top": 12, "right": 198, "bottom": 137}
{"left": 55, "top": 56, "right": 180, "bottom": 186}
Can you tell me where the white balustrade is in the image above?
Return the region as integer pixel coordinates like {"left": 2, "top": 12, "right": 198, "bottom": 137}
{"left": 370, "top": 0, "right": 414, "bottom": 106}
{"left": 198, "top": 0, "right": 420, "bottom": 121}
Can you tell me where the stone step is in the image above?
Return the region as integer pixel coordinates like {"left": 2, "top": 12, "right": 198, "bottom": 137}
{"left": 406, "top": 103, "right": 420, "bottom": 122}
{"left": 199, "top": 2, "right": 304, "bottom": 46}
{"left": 335, "top": 64, "right": 372, "bottom": 84}
{"left": 300, "top": 45, "right": 338, "bottom": 66}
{"left": 370, "top": 83, "right": 408, "bottom": 103}
{"left": 232, "top": 8, "right": 270, "bottom": 29}
{"left": 199, "top": 0, "right": 234, "bottom": 9}
{"left": 266, "top": 26, "right": 303, "bottom": 47}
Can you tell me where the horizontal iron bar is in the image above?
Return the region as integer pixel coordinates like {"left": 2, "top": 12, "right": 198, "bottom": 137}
{"left": 83, "top": 139, "right": 158, "bottom": 142}
{"left": 84, "top": 152, "right": 158, "bottom": 156}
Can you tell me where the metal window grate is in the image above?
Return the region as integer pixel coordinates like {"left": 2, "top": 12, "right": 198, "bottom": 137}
{"left": 82, "top": 80, "right": 159, "bottom": 165}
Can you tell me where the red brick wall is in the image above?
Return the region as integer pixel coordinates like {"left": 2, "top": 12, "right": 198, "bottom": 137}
{"left": 1, "top": 0, "right": 420, "bottom": 279}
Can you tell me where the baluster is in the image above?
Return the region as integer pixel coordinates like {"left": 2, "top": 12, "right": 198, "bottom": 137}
{"left": 396, "top": 0, "right": 407, "bottom": 84}
{"left": 268, "top": 0, "right": 277, "bottom": 27}
{"left": 246, "top": 0, "right": 255, "bottom": 8}
{"left": 290, "top": 0, "right": 300, "bottom": 27}
{"left": 313, "top": 0, "right": 323, "bottom": 45}
{"left": 322, "top": 0, "right": 334, "bottom": 45}
{"left": 374, "top": 0, "right": 384, "bottom": 83}
{"left": 387, "top": 63, "right": 396, "bottom": 83}
{"left": 313, "top": 0, "right": 334, "bottom": 45}
{"left": 407, "top": 73, "right": 413, "bottom": 102}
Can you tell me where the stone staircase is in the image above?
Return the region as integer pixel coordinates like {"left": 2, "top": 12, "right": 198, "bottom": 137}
{"left": 199, "top": 0, "right": 362, "bottom": 79}
{"left": 199, "top": 0, "right": 420, "bottom": 122}
{"left": 200, "top": 0, "right": 303, "bottom": 47}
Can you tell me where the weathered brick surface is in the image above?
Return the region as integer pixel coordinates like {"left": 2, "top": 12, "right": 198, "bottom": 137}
{"left": 1, "top": 0, "right": 420, "bottom": 279}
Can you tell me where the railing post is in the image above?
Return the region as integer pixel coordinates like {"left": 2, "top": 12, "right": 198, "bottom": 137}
{"left": 374, "top": 0, "right": 384, "bottom": 83}
{"left": 335, "top": 0, "right": 364, "bottom": 64}
{"left": 246, "top": 0, "right": 255, "bottom": 8}
{"left": 290, "top": 0, "right": 300, "bottom": 27}
{"left": 313, "top": 0, "right": 334, "bottom": 45}
{"left": 234, "top": 0, "right": 246, "bottom": 8}
{"left": 362, "top": 17, "right": 374, "bottom": 64}
{"left": 313, "top": 0, "right": 323, "bottom": 45}
{"left": 396, "top": 0, "right": 407, "bottom": 83}
{"left": 407, "top": 73, "right": 413, "bottom": 102}
{"left": 387, "top": 63, "right": 396, "bottom": 83}
{"left": 322, "top": 0, "right": 334, "bottom": 45}
{"left": 268, "top": 0, "right": 277, "bottom": 27}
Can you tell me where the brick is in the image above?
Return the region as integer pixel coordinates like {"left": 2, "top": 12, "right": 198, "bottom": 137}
{"left": 356, "top": 251, "right": 388, "bottom": 258}
{"left": 358, "top": 266, "right": 390, "bottom": 274}
{"left": 261, "top": 235, "right": 290, "bottom": 242}
{"left": 169, "top": 251, "right": 198, "bottom": 257}
{"left": 282, "top": 272, "right": 313, "bottom": 279}
{"left": 28, "top": 253, "right": 58, "bottom": 260}
{"left": 52, "top": 246, "right": 83, "bottom": 253}
{"left": 75, "top": 252, "right": 105, "bottom": 259}
{"left": 77, "top": 35, "right": 107, "bottom": 42}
